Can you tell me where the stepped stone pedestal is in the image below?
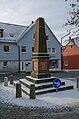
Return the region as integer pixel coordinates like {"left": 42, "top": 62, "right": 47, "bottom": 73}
{"left": 20, "top": 76, "right": 73, "bottom": 96}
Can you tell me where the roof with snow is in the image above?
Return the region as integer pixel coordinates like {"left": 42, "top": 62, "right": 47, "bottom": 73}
{"left": 63, "top": 37, "right": 79, "bottom": 48}
{"left": 0, "top": 19, "right": 60, "bottom": 45}
{"left": 0, "top": 22, "right": 28, "bottom": 42}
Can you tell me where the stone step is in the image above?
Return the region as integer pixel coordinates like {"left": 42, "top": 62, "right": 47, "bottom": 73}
{"left": 20, "top": 79, "right": 34, "bottom": 89}
{"left": 19, "top": 77, "right": 74, "bottom": 97}
{"left": 26, "top": 76, "right": 56, "bottom": 84}
{"left": 35, "top": 82, "right": 65, "bottom": 90}
{"left": 21, "top": 84, "right": 30, "bottom": 96}
{"left": 35, "top": 85, "right": 74, "bottom": 95}
{"left": 21, "top": 83, "right": 73, "bottom": 96}
{"left": 20, "top": 78, "right": 65, "bottom": 90}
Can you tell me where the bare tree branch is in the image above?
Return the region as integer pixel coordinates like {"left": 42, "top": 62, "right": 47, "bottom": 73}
{"left": 65, "top": 0, "right": 79, "bottom": 27}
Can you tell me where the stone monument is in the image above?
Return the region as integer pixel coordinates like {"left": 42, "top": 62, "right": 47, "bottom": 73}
{"left": 20, "top": 17, "right": 74, "bottom": 98}
{"left": 31, "top": 17, "right": 51, "bottom": 78}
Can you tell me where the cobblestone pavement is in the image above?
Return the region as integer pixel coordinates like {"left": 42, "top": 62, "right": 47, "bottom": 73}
{"left": 0, "top": 71, "right": 79, "bottom": 119}
{"left": 0, "top": 101, "right": 79, "bottom": 119}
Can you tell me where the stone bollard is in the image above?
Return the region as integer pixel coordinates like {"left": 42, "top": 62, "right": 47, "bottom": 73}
{"left": 30, "top": 84, "right": 36, "bottom": 99}
{"left": 4, "top": 77, "right": 8, "bottom": 86}
{"left": 9, "top": 75, "right": 14, "bottom": 84}
{"left": 16, "top": 82, "right": 22, "bottom": 98}
{"left": 77, "top": 77, "right": 79, "bottom": 90}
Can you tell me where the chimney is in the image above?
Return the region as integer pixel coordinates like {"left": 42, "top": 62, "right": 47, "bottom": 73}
{"left": 69, "top": 36, "right": 71, "bottom": 41}
{"left": 31, "top": 21, "right": 34, "bottom": 24}
{"left": 0, "top": 27, "right": 4, "bottom": 37}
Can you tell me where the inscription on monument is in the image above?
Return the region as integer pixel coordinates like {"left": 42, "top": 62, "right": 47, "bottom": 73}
{"left": 40, "top": 62, "right": 47, "bottom": 70}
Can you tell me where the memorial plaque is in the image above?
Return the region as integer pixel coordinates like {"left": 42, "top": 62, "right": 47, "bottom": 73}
{"left": 40, "top": 62, "right": 47, "bottom": 70}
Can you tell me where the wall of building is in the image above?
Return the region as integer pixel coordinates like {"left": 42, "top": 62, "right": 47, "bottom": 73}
{"left": 62, "top": 55, "right": 79, "bottom": 70}
{"left": 0, "top": 61, "right": 18, "bottom": 73}
{"left": 45, "top": 24, "right": 61, "bottom": 60}
{"left": 17, "top": 24, "right": 36, "bottom": 61}
{"left": 0, "top": 22, "right": 61, "bottom": 73}
{"left": 62, "top": 42, "right": 79, "bottom": 70}
{"left": 0, "top": 43, "right": 18, "bottom": 61}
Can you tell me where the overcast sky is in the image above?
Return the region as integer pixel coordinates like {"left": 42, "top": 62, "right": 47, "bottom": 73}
{"left": 0, "top": 0, "right": 76, "bottom": 43}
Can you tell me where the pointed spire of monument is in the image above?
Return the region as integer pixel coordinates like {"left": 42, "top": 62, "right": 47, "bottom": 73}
{"left": 34, "top": 17, "right": 47, "bottom": 53}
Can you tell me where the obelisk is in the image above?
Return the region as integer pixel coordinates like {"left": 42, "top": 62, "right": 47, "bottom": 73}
{"left": 31, "top": 17, "right": 51, "bottom": 78}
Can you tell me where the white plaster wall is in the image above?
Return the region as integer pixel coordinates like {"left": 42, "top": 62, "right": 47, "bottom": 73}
{"left": 0, "top": 61, "right": 18, "bottom": 73}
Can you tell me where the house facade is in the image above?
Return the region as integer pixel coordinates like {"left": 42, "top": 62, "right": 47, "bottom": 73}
{"left": 0, "top": 18, "right": 61, "bottom": 73}
{"left": 62, "top": 37, "right": 79, "bottom": 71}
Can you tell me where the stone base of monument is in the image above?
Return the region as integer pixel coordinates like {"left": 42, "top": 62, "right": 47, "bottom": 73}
{"left": 19, "top": 76, "right": 74, "bottom": 98}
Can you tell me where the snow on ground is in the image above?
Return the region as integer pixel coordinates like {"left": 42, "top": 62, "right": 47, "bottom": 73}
{"left": 0, "top": 79, "right": 79, "bottom": 108}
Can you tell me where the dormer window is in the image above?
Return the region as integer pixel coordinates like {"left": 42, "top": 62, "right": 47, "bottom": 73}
{"left": 9, "top": 33, "right": 14, "bottom": 37}
{"left": 70, "top": 45, "right": 73, "bottom": 48}
{"left": 46, "top": 35, "right": 49, "bottom": 40}
{"left": 0, "top": 27, "right": 4, "bottom": 37}
{"left": 33, "top": 33, "right": 35, "bottom": 40}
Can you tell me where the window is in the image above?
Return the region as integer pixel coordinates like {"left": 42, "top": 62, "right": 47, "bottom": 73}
{"left": 46, "top": 35, "right": 49, "bottom": 40}
{"left": 21, "top": 46, "right": 27, "bottom": 53}
{"left": 47, "top": 48, "right": 56, "bottom": 54}
{"left": 4, "top": 45, "right": 10, "bottom": 53}
{"left": 0, "top": 32, "right": 2, "bottom": 37}
{"left": 26, "top": 64, "right": 28, "bottom": 66}
{"left": 52, "top": 48, "right": 56, "bottom": 54}
{"left": 0, "top": 28, "right": 4, "bottom": 37}
{"left": 33, "top": 33, "right": 35, "bottom": 40}
{"left": 49, "top": 60, "right": 58, "bottom": 68}
{"left": 70, "top": 45, "right": 73, "bottom": 48}
{"left": 47, "top": 48, "right": 51, "bottom": 53}
{"left": 32, "top": 47, "right": 34, "bottom": 52}
{"left": 9, "top": 33, "right": 14, "bottom": 37}
{"left": 64, "top": 61, "right": 68, "bottom": 66}
{"left": 3, "top": 61, "right": 7, "bottom": 67}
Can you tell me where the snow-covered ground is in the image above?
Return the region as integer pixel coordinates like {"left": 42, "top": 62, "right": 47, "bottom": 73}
{"left": 0, "top": 79, "right": 79, "bottom": 108}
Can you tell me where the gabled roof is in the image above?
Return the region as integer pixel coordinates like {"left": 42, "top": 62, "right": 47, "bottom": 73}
{"left": 63, "top": 37, "right": 79, "bottom": 48}
{"left": 74, "top": 37, "right": 79, "bottom": 48}
{"left": 0, "top": 22, "right": 27, "bottom": 42}
{"left": 17, "top": 20, "right": 61, "bottom": 47}
{"left": 17, "top": 22, "right": 36, "bottom": 42}
{"left": 45, "top": 23, "right": 61, "bottom": 47}
{"left": 0, "top": 19, "right": 60, "bottom": 45}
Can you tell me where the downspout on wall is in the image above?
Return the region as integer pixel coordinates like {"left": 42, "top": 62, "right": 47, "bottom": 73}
{"left": 15, "top": 43, "right": 20, "bottom": 72}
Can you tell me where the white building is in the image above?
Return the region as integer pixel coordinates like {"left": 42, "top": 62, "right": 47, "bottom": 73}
{"left": 0, "top": 18, "right": 61, "bottom": 73}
